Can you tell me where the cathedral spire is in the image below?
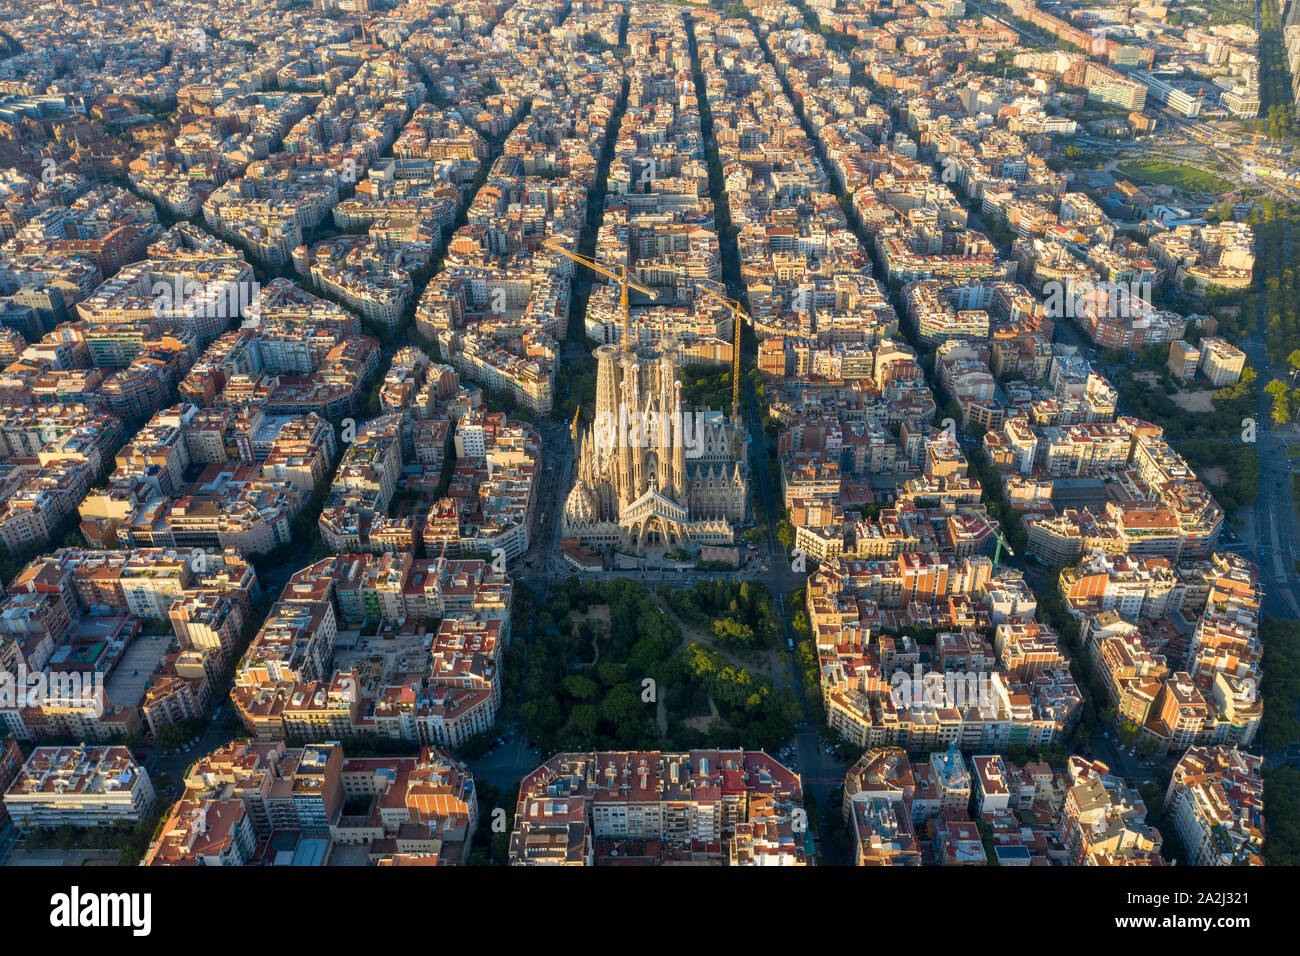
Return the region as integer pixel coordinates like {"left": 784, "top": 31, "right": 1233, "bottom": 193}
{"left": 563, "top": 343, "right": 747, "bottom": 554}
{"left": 672, "top": 377, "right": 686, "bottom": 500}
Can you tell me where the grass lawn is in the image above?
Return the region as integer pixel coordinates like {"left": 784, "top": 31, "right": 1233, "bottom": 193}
{"left": 1116, "top": 160, "right": 1233, "bottom": 194}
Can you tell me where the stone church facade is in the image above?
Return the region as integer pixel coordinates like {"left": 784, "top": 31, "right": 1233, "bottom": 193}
{"left": 562, "top": 344, "right": 747, "bottom": 552}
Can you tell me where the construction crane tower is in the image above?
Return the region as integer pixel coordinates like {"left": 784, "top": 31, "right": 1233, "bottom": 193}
{"left": 693, "top": 282, "right": 748, "bottom": 423}
{"left": 541, "top": 238, "right": 653, "bottom": 353}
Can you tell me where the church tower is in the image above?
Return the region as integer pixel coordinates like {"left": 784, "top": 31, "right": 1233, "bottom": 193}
{"left": 562, "top": 343, "right": 749, "bottom": 552}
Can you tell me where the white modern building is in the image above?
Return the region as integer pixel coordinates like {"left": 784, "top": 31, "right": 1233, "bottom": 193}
{"left": 3, "top": 745, "right": 156, "bottom": 829}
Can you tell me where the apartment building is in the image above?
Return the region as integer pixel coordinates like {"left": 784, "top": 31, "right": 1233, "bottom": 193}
{"left": 1164, "top": 746, "right": 1263, "bottom": 866}
{"left": 1197, "top": 337, "right": 1246, "bottom": 387}
{"left": 3, "top": 745, "right": 155, "bottom": 829}
{"left": 509, "top": 750, "right": 808, "bottom": 866}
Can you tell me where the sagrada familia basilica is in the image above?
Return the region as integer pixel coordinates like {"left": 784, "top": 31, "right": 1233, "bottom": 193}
{"left": 562, "top": 342, "right": 748, "bottom": 552}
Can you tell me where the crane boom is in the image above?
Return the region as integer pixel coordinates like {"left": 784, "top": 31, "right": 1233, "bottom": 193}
{"left": 992, "top": 529, "right": 1016, "bottom": 566}
{"left": 541, "top": 239, "right": 653, "bottom": 293}
{"left": 693, "top": 283, "right": 747, "bottom": 421}
{"left": 541, "top": 238, "right": 653, "bottom": 352}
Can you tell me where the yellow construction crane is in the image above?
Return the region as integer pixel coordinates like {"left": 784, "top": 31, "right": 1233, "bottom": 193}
{"left": 992, "top": 528, "right": 1016, "bottom": 567}
{"left": 693, "top": 282, "right": 747, "bottom": 420}
{"left": 541, "top": 238, "right": 653, "bottom": 352}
